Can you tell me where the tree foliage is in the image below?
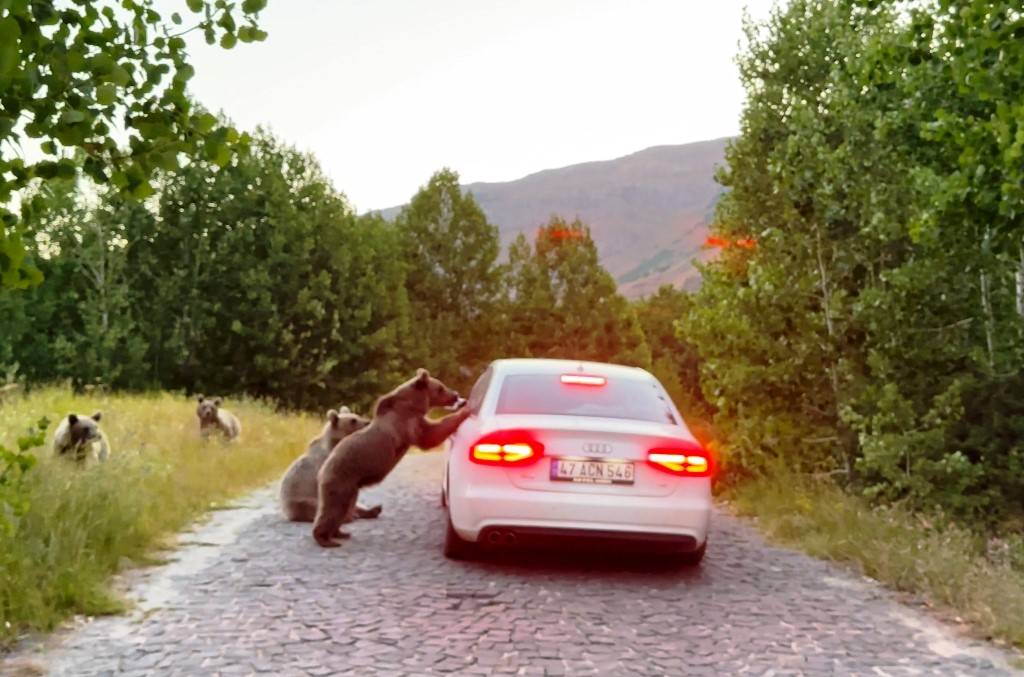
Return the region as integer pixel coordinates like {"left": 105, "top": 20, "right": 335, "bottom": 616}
{"left": 396, "top": 169, "right": 501, "bottom": 389}
{"left": 634, "top": 285, "right": 713, "bottom": 442}
{"left": 1, "top": 129, "right": 411, "bottom": 414}
{"left": 682, "top": 0, "right": 1024, "bottom": 521}
{"left": 0, "top": 0, "right": 267, "bottom": 289}
{"left": 503, "top": 217, "right": 651, "bottom": 369}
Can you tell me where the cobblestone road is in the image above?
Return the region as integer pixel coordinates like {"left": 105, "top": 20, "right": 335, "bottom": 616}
{"left": 11, "top": 453, "right": 1019, "bottom": 676}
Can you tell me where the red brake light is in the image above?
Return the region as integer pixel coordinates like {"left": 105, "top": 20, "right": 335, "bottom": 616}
{"left": 647, "top": 444, "right": 712, "bottom": 477}
{"left": 560, "top": 374, "right": 606, "bottom": 386}
{"left": 471, "top": 431, "right": 544, "bottom": 466}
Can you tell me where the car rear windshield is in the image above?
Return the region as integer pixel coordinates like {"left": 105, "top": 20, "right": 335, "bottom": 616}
{"left": 494, "top": 373, "right": 678, "bottom": 425}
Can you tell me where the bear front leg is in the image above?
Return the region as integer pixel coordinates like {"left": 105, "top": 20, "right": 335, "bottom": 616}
{"left": 416, "top": 408, "right": 471, "bottom": 450}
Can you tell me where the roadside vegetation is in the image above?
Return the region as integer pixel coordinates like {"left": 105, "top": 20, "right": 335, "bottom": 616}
{"left": 0, "top": 388, "right": 315, "bottom": 646}
{"left": 728, "top": 470, "right": 1024, "bottom": 648}
{"left": 675, "top": 0, "right": 1024, "bottom": 648}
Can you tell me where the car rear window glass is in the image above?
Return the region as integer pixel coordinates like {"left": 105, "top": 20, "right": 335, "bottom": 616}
{"left": 494, "top": 374, "right": 678, "bottom": 425}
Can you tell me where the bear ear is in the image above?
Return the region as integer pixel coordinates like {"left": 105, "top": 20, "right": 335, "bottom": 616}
{"left": 91, "top": 411, "right": 102, "bottom": 422}
{"left": 415, "top": 368, "right": 430, "bottom": 389}
{"left": 339, "top": 405, "right": 351, "bottom": 414}
{"left": 68, "top": 414, "right": 79, "bottom": 426}
{"left": 327, "top": 409, "right": 339, "bottom": 426}
{"left": 197, "top": 395, "right": 204, "bottom": 403}
{"left": 375, "top": 394, "right": 394, "bottom": 414}
{"left": 213, "top": 397, "right": 222, "bottom": 407}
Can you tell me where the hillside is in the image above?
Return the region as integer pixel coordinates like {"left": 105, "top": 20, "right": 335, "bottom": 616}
{"left": 375, "top": 137, "right": 729, "bottom": 298}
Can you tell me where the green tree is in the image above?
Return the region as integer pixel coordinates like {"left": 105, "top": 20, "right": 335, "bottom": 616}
{"left": 1, "top": 0, "right": 268, "bottom": 289}
{"left": 0, "top": 178, "right": 148, "bottom": 389}
{"left": 396, "top": 169, "right": 502, "bottom": 387}
{"left": 633, "top": 285, "right": 713, "bottom": 441}
{"left": 503, "top": 216, "right": 651, "bottom": 369}
{"left": 683, "top": 0, "right": 1024, "bottom": 519}
{"left": 127, "top": 129, "right": 410, "bottom": 412}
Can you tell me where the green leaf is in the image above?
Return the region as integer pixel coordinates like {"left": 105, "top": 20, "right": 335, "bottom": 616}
{"left": 186, "top": 0, "right": 205, "bottom": 12}
{"left": 242, "top": 0, "right": 267, "bottom": 13}
{"left": 108, "top": 65, "right": 131, "bottom": 87}
{"left": 174, "top": 64, "right": 195, "bottom": 83}
{"left": 96, "top": 83, "right": 116, "bottom": 106}
{"left": 220, "top": 32, "right": 237, "bottom": 49}
{"left": 213, "top": 143, "right": 232, "bottom": 167}
{"left": 131, "top": 179, "right": 155, "bottom": 199}
{"left": 171, "top": 12, "right": 183, "bottom": 25}
{"left": 0, "top": 18, "right": 20, "bottom": 77}
{"left": 194, "top": 112, "right": 217, "bottom": 133}
{"left": 60, "top": 110, "right": 86, "bottom": 124}
{"left": 55, "top": 160, "right": 77, "bottom": 179}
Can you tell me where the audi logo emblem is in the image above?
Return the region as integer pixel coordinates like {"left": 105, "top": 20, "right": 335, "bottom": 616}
{"left": 582, "top": 442, "right": 613, "bottom": 455}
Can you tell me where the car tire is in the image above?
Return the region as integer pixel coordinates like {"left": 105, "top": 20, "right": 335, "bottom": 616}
{"left": 443, "top": 511, "right": 476, "bottom": 560}
{"left": 670, "top": 541, "right": 706, "bottom": 567}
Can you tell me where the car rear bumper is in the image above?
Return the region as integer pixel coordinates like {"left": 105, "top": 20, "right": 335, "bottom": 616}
{"left": 449, "top": 481, "right": 711, "bottom": 547}
{"left": 477, "top": 525, "right": 701, "bottom": 553}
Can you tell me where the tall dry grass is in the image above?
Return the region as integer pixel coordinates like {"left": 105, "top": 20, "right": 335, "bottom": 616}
{"left": 0, "top": 388, "right": 318, "bottom": 645}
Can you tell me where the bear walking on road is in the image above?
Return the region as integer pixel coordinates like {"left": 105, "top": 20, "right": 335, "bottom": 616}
{"left": 313, "top": 369, "right": 470, "bottom": 547}
{"left": 279, "top": 406, "right": 382, "bottom": 522}
{"left": 196, "top": 396, "right": 241, "bottom": 441}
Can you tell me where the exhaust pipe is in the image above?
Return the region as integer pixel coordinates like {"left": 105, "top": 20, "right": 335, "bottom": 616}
{"left": 487, "top": 530, "right": 503, "bottom": 545}
{"left": 504, "top": 532, "right": 518, "bottom": 546}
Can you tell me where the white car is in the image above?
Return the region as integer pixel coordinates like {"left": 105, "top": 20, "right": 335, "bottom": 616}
{"left": 442, "top": 358, "right": 712, "bottom": 564}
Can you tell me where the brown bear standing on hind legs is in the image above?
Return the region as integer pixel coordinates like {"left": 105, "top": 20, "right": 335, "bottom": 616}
{"left": 313, "top": 369, "right": 469, "bottom": 547}
{"left": 279, "top": 407, "right": 383, "bottom": 522}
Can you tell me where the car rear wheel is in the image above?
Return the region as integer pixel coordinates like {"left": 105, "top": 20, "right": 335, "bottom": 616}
{"left": 443, "top": 511, "right": 476, "bottom": 560}
{"left": 670, "top": 540, "right": 706, "bottom": 567}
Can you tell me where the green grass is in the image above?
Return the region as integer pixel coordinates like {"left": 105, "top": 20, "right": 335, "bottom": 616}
{"left": 0, "top": 388, "right": 319, "bottom": 646}
{"left": 728, "top": 469, "right": 1024, "bottom": 649}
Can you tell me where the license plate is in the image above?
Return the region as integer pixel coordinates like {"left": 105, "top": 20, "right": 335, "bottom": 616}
{"left": 550, "top": 459, "right": 635, "bottom": 485}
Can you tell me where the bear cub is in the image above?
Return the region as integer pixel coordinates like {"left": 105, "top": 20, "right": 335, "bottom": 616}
{"left": 279, "top": 406, "right": 382, "bottom": 522}
{"left": 313, "top": 369, "right": 470, "bottom": 547}
{"left": 53, "top": 412, "right": 110, "bottom": 463}
{"left": 196, "top": 396, "right": 241, "bottom": 440}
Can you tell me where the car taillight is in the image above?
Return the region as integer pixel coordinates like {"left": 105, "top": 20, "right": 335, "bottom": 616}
{"left": 470, "top": 431, "right": 544, "bottom": 466}
{"left": 647, "top": 444, "right": 712, "bottom": 477}
{"left": 560, "top": 374, "right": 606, "bottom": 386}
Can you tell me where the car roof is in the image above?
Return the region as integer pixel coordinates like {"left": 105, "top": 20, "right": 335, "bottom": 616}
{"left": 488, "top": 358, "right": 654, "bottom": 381}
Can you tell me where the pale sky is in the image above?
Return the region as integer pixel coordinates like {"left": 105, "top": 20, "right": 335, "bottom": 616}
{"left": 169, "top": 0, "right": 778, "bottom": 211}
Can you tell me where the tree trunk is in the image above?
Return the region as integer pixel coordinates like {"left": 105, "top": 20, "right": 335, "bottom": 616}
{"left": 1016, "top": 243, "right": 1024, "bottom": 319}
{"left": 980, "top": 269, "right": 995, "bottom": 371}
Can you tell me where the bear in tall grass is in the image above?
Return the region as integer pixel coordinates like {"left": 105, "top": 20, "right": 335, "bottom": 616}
{"left": 196, "top": 396, "right": 241, "bottom": 441}
{"left": 53, "top": 412, "right": 110, "bottom": 463}
{"left": 312, "top": 369, "right": 469, "bottom": 547}
{"left": 279, "top": 406, "right": 382, "bottom": 522}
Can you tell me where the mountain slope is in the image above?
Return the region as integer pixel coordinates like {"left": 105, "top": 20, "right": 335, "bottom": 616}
{"left": 377, "top": 137, "right": 729, "bottom": 298}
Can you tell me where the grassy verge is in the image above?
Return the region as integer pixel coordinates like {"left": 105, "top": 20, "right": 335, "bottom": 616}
{"left": 0, "top": 388, "right": 319, "bottom": 646}
{"left": 727, "top": 470, "right": 1024, "bottom": 650}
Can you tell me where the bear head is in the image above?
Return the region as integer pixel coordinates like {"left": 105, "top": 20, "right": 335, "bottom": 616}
{"left": 67, "top": 412, "right": 103, "bottom": 446}
{"left": 196, "top": 396, "right": 223, "bottom": 424}
{"left": 375, "top": 368, "right": 462, "bottom": 417}
{"left": 324, "top": 407, "right": 370, "bottom": 447}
